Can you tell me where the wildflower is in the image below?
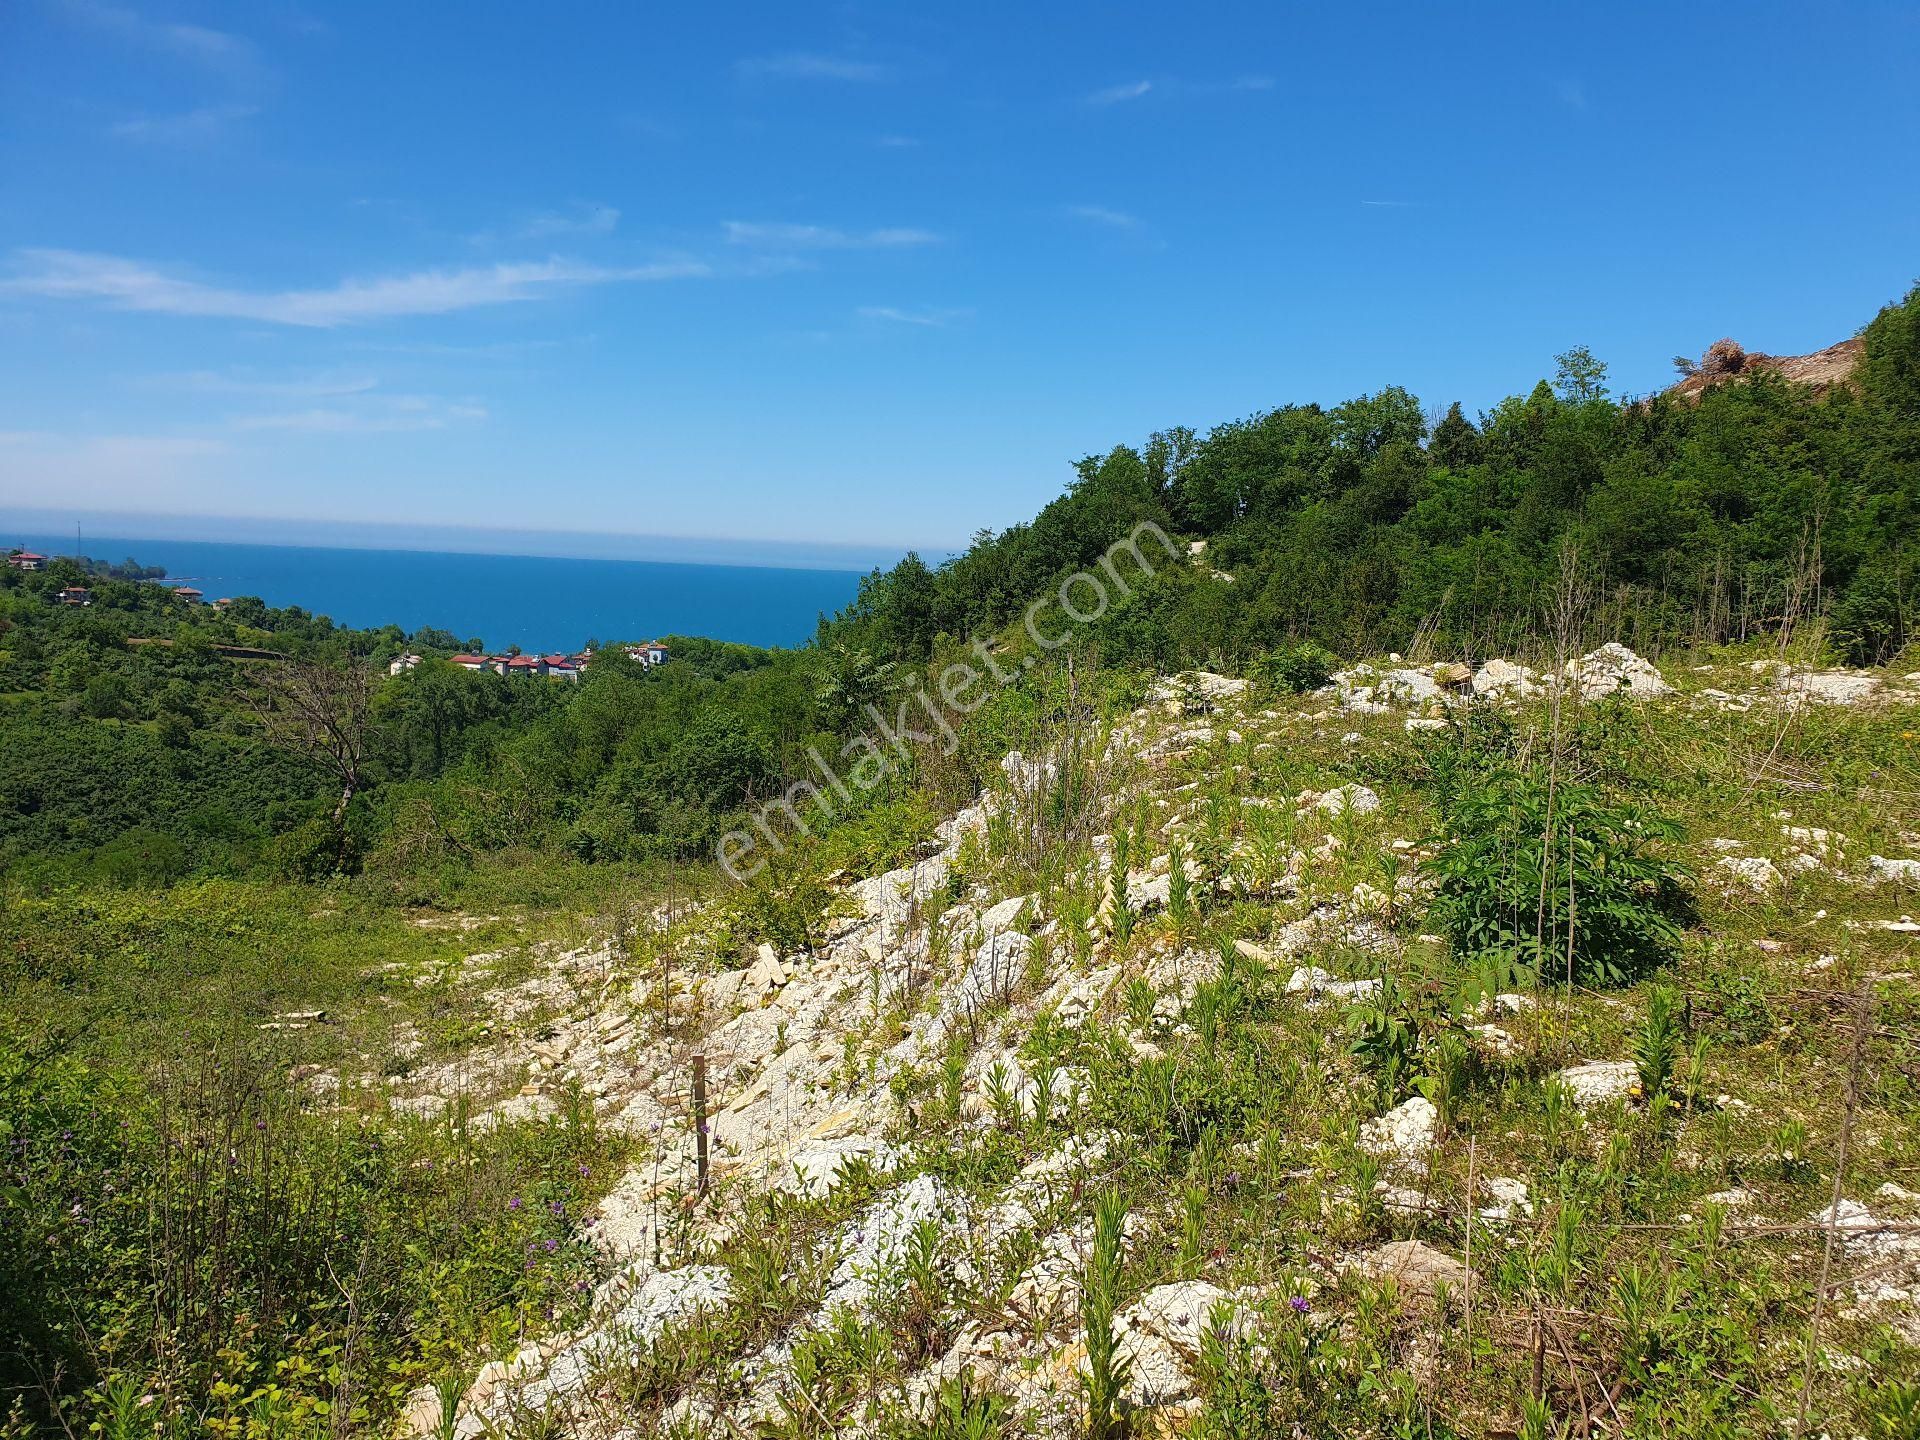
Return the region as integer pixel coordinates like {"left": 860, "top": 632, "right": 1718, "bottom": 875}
{"left": 1289, "top": 1296, "right": 1310, "bottom": 1315}
{"left": 508, "top": 1196, "right": 523, "bottom": 1211}
{"left": 550, "top": 1201, "right": 565, "bottom": 1217}
{"left": 544, "top": 1238, "right": 558, "bottom": 1252}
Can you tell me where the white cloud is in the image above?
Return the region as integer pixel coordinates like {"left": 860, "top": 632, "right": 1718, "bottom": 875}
{"left": 1, "top": 249, "right": 708, "bottom": 327}
{"left": 61, "top": 0, "right": 265, "bottom": 83}
{"left": 229, "top": 396, "right": 487, "bottom": 433}
{"left": 148, "top": 369, "right": 381, "bottom": 398}
{"left": 1086, "top": 79, "right": 1152, "bottom": 105}
{"left": 1065, "top": 204, "right": 1139, "bottom": 230}
{"left": 110, "top": 103, "right": 258, "bottom": 145}
{"left": 723, "top": 222, "right": 939, "bottom": 249}
{"left": 856, "top": 305, "right": 970, "bottom": 328}
{"left": 736, "top": 52, "right": 891, "bottom": 82}
{"left": 515, "top": 203, "right": 622, "bottom": 241}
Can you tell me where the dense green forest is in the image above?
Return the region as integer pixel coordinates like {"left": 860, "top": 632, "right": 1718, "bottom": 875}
{"left": 2, "top": 284, "right": 1915, "bottom": 893}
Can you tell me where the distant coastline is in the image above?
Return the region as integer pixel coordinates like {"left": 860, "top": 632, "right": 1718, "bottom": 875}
{"left": 1, "top": 530, "right": 865, "bottom": 652}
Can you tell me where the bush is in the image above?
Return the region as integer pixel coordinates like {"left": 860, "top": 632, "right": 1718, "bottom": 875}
{"left": 1250, "top": 642, "right": 1336, "bottom": 696}
{"left": 1425, "top": 764, "right": 1689, "bottom": 987}
{"left": 0, "top": 1034, "right": 618, "bottom": 1433}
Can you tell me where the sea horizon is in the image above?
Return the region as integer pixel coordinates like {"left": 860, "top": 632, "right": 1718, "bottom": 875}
{"left": 3, "top": 528, "right": 868, "bottom": 652}
{"left": 0, "top": 506, "right": 940, "bottom": 576}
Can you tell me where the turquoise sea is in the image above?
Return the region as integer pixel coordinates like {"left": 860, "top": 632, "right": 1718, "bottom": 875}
{"left": 7, "top": 533, "right": 865, "bottom": 651}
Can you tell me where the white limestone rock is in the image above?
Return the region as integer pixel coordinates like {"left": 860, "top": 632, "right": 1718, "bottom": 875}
{"left": 1717, "top": 855, "right": 1784, "bottom": 892}
{"left": 1346, "top": 1239, "right": 1472, "bottom": 1301}
{"left": 775, "top": 1135, "right": 902, "bottom": 1197}
{"left": 1472, "top": 658, "right": 1542, "bottom": 699}
{"left": 1567, "top": 643, "right": 1672, "bottom": 700}
{"left": 1779, "top": 671, "right": 1883, "bottom": 706}
{"left": 1555, "top": 1060, "right": 1641, "bottom": 1109}
{"left": 1359, "top": 1096, "right": 1438, "bottom": 1162}
{"left": 1868, "top": 855, "right": 1920, "bottom": 886}
{"left": 1314, "top": 783, "right": 1382, "bottom": 817}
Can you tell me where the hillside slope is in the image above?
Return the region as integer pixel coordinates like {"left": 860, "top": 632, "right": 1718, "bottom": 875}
{"left": 395, "top": 647, "right": 1920, "bottom": 1439}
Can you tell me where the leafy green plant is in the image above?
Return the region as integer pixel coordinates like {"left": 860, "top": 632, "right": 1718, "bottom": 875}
{"left": 1168, "top": 836, "right": 1193, "bottom": 928}
{"left": 1425, "top": 765, "right": 1688, "bottom": 987}
{"left": 1250, "top": 642, "right": 1336, "bottom": 697}
{"left": 1632, "top": 983, "right": 1685, "bottom": 1099}
{"left": 1081, "top": 1189, "right": 1133, "bottom": 1440}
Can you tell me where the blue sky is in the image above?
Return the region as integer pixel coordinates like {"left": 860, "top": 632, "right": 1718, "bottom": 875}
{"left": 2, "top": 2, "right": 1917, "bottom": 563}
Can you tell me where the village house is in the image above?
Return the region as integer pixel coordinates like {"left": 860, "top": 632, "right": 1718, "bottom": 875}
{"left": 172, "top": 586, "right": 204, "bottom": 604}
{"left": 54, "top": 586, "right": 92, "bottom": 607}
{"left": 387, "top": 653, "right": 424, "bottom": 676}
{"left": 6, "top": 551, "right": 47, "bottom": 571}
{"left": 444, "top": 650, "right": 594, "bottom": 679}
{"left": 625, "top": 640, "right": 670, "bottom": 667}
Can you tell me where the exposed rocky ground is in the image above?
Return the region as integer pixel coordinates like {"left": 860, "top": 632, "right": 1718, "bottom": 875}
{"left": 329, "top": 646, "right": 1920, "bottom": 1439}
{"left": 1669, "top": 334, "right": 1866, "bottom": 401}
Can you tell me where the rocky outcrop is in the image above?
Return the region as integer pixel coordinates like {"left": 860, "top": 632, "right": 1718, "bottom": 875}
{"left": 1670, "top": 335, "right": 1863, "bottom": 401}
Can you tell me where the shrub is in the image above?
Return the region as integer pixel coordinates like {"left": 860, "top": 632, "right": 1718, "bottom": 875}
{"left": 1250, "top": 642, "right": 1336, "bottom": 697}
{"left": 1425, "top": 764, "right": 1689, "bottom": 987}
{"left": 0, "top": 1033, "right": 617, "bottom": 1433}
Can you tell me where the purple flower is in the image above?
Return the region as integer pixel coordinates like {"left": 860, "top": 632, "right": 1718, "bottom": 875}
{"left": 544, "top": 1238, "right": 558, "bottom": 1252}
{"left": 508, "top": 1197, "right": 523, "bottom": 1211}
{"left": 1289, "top": 1296, "right": 1310, "bottom": 1315}
{"left": 550, "top": 1201, "right": 565, "bottom": 1217}
{"left": 578, "top": 1163, "right": 590, "bottom": 1178}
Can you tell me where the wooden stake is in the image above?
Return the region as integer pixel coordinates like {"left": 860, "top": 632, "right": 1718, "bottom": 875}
{"left": 692, "top": 1052, "right": 710, "bottom": 1199}
{"left": 1797, "top": 986, "right": 1871, "bottom": 1432}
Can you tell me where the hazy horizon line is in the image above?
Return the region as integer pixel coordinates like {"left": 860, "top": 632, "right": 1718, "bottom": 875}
{"left": 0, "top": 506, "right": 950, "bottom": 574}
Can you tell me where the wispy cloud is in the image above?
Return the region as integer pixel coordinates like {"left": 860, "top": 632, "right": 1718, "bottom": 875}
{"left": 736, "top": 52, "right": 891, "bottom": 82}
{"left": 470, "top": 203, "right": 621, "bottom": 245}
{"left": 61, "top": 0, "right": 265, "bottom": 84}
{"left": 856, "top": 305, "right": 970, "bottom": 328}
{"left": 723, "top": 222, "right": 940, "bottom": 249}
{"left": 1086, "top": 79, "right": 1152, "bottom": 105}
{"left": 1085, "top": 75, "right": 1273, "bottom": 105}
{"left": 1064, "top": 204, "right": 1139, "bottom": 230}
{"left": 109, "top": 103, "right": 259, "bottom": 145}
{"left": 149, "top": 369, "right": 381, "bottom": 398}
{"left": 2, "top": 249, "right": 708, "bottom": 327}
{"left": 229, "top": 395, "right": 487, "bottom": 433}
{"left": 521, "top": 203, "right": 621, "bottom": 240}
{"left": 0, "top": 429, "right": 230, "bottom": 497}
{"left": 1359, "top": 199, "right": 1417, "bottom": 208}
